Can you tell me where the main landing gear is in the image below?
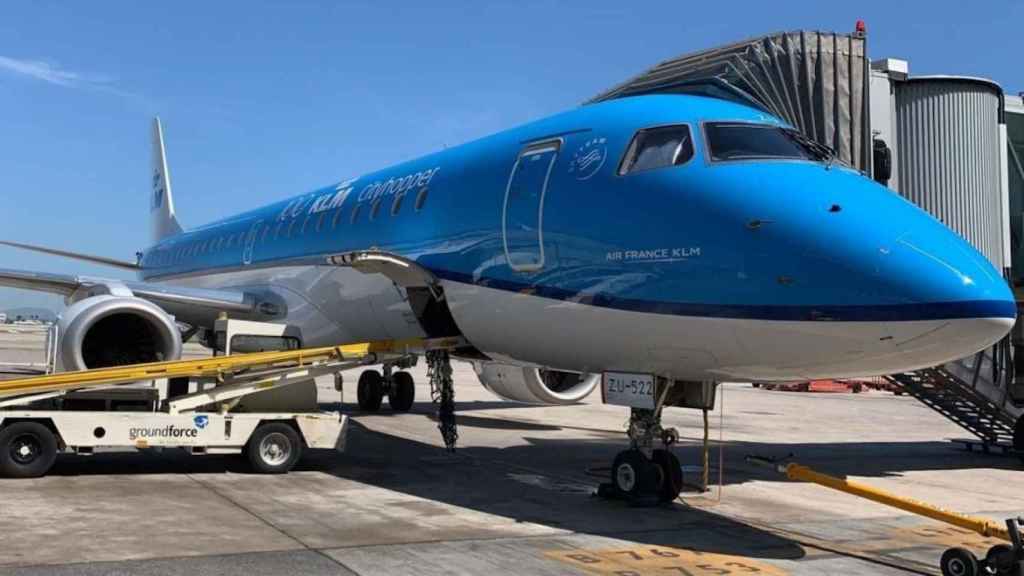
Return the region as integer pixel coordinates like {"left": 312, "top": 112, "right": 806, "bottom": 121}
{"left": 599, "top": 406, "right": 684, "bottom": 505}
{"left": 356, "top": 359, "right": 417, "bottom": 413}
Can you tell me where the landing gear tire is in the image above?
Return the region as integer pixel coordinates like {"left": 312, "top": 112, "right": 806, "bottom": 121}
{"left": 357, "top": 370, "right": 384, "bottom": 412}
{"left": 941, "top": 547, "right": 979, "bottom": 576}
{"left": 246, "top": 423, "right": 302, "bottom": 474}
{"left": 611, "top": 450, "right": 656, "bottom": 499}
{"left": 651, "top": 449, "right": 683, "bottom": 503}
{"left": 0, "top": 422, "right": 58, "bottom": 479}
{"left": 388, "top": 371, "right": 415, "bottom": 412}
{"left": 984, "top": 544, "right": 1016, "bottom": 575}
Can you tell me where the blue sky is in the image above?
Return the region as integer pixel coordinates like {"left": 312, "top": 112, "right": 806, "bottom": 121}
{"left": 1, "top": 1, "right": 1021, "bottom": 311}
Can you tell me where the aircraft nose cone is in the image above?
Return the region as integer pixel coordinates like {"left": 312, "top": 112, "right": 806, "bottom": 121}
{"left": 891, "top": 227, "right": 1013, "bottom": 314}
{"left": 880, "top": 223, "right": 1016, "bottom": 363}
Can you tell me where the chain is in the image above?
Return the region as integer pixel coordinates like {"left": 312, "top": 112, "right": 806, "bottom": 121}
{"left": 427, "top": 350, "right": 457, "bottom": 452}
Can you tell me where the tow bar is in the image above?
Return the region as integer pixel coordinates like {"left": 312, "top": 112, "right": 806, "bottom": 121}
{"left": 746, "top": 455, "right": 1023, "bottom": 576}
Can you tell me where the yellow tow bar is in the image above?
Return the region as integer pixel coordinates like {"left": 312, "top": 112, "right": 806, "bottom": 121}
{"left": 746, "top": 456, "right": 1023, "bottom": 575}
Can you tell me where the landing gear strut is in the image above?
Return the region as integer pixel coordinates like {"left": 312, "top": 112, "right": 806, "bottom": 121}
{"left": 599, "top": 402, "right": 684, "bottom": 505}
{"left": 1013, "top": 415, "right": 1023, "bottom": 467}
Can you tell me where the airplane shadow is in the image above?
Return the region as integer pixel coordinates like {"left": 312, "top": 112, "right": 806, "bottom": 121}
{"left": 34, "top": 402, "right": 1023, "bottom": 563}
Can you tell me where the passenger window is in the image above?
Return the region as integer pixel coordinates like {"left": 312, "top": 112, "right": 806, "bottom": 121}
{"left": 350, "top": 203, "right": 362, "bottom": 224}
{"left": 619, "top": 125, "right": 694, "bottom": 175}
{"left": 391, "top": 191, "right": 406, "bottom": 216}
{"left": 414, "top": 187, "right": 428, "bottom": 212}
{"left": 370, "top": 197, "right": 382, "bottom": 221}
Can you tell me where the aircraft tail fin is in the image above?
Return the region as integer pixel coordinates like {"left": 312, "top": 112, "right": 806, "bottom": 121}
{"left": 150, "top": 117, "right": 183, "bottom": 243}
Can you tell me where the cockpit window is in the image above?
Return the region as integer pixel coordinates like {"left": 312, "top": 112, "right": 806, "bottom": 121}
{"left": 618, "top": 125, "right": 694, "bottom": 175}
{"left": 704, "top": 122, "right": 826, "bottom": 162}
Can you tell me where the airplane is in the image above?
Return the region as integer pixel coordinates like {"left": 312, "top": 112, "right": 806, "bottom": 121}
{"left": 0, "top": 92, "right": 1016, "bottom": 502}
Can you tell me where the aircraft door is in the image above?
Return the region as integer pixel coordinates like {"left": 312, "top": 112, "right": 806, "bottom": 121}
{"left": 243, "top": 220, "right": 262, "bottom": 266}
{"left": 502, "top": 140, "right": 559, "bottom": 272}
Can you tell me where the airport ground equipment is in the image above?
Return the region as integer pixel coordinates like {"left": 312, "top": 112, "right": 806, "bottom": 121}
{"left": 886, "top": 345, "right": 1024, "bottom": 465}
{"left": 0, "top": 329, "right": 463, "bottom": 478}
{"left": 747, "top": 456, "right": 1024, "bottom": 576}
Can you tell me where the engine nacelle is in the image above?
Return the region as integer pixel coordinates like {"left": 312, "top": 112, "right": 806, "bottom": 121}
{"left": 56, "top": 295, "right": 183, "bottom": 371}
{"left": 473, "top": 362, "right": 599, "bottom": 405}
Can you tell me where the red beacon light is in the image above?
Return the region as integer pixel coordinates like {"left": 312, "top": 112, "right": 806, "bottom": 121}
{"left": 855, "top": 20, "right": 867, "bottom": 37}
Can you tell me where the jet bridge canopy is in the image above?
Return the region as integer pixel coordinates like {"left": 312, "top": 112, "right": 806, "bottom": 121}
{"left": 589, "top": 29, "right": 871, "bottom": 172}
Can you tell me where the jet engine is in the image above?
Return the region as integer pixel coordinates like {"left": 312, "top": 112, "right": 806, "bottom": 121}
{"left": 55, "top": 295, "right": 183, "bottom": 371}
{"left": 473, "top": 362, "right": 599, "bottom": 405}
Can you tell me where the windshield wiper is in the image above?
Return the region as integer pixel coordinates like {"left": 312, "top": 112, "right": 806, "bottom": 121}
{"left": 783, "top": 129, "right": 836, "bottom": 168}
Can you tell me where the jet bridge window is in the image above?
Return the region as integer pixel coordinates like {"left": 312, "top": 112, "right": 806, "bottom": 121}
{"left": 704, "top": 122, "right": 813, "bottom": 162}
{"left": 619, "top": 125, "right": 694, "bottom": 175}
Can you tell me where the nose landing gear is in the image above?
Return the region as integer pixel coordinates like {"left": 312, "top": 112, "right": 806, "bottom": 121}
{"left": 599, "top": 408, "right": 684, "bottom": 505}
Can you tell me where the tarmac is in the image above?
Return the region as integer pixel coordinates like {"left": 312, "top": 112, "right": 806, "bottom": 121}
{"left": 0, "top": 327, "right": 1021, "bottom": 575}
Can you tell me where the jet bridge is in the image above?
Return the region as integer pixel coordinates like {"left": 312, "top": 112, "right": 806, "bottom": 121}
{"left": 588, "top": 27, "right": 871, "bottom": 172}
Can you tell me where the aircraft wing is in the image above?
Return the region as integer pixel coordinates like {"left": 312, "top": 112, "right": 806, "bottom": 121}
{"left": 0, "top": 268, "right": 259, "bottom": 326}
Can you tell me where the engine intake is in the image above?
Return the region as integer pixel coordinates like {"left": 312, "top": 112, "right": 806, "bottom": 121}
{"left": 473, "top": 362, "right": 599, "bottom": 405}
{"left": 56, "top": 295, "right": 183, "bottom": 371}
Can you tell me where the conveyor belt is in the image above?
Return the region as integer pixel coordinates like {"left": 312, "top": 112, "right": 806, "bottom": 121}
{"left": 0, "top": 336, "right": 460, "bottom": 401}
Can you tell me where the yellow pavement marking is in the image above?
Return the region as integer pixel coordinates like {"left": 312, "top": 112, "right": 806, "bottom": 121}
{"left": 546, "top": 546, "right": 788, "bottom": 575}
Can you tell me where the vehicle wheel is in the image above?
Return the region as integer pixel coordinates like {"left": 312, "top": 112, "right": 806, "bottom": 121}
{"left": 1014, "top": 415, "right": 1023, "bottom": 466}
{"left": 246, "top": 423, "right": 302, "bottom": 474}
{"left": 388, "top": 371, "right": 415, "bottom": 412}
{"left": 611, "top": 450, "right": 655, "bottom": 498}
{"left": 984, "top": 544, "right": 1015, "bottom": 575}
{"left": 651, "top": 449, "right": 683, "bottom": 502}
{"left": 941, "top": 547, "right": 979, "bottom": 576}
{"left": 0, "top": 421, "right": 58, "bottom": 478}
{"left": 357, "top": 370, "right": 384, "bottom": 412}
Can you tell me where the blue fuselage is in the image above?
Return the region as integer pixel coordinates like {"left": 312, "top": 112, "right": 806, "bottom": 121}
{"left": 137, "top": 94, "right": 1015, "bottom": 379}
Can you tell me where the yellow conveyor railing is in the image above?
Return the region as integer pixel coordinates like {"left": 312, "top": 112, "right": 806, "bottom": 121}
{"left": 0, "top": 336, "right": 452, "bottom": 401}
